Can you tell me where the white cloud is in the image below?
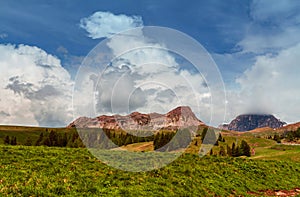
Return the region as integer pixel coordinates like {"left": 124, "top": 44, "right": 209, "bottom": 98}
{"left": 237, "top": 0, "right": 300, "bottom": 53}
{"left": 0, "top": 44, "right": 73, "bottom": 127}
{"left": 0, "top": 33, "right": 8, "bottom": 39}
{"left": 237, "top": 27, "right": 300, "bottom": 54}
{"left": 226, "top": 43, "right": 300, "bottom": 123}
{"left": 250, "top": 0, "right": 300, "bottom": 23}
{"left": 79, "top": 11, "right": 143, "bottom": 39}
{"left": 74, "top": 27, "right": 224, "bottom": 126}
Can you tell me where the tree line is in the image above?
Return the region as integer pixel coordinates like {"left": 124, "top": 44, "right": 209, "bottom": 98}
{"left": 266, "top": 128, "right": 300, "bottom": 143}
{"left": 3, "top": 130, "right": 85, "bottom": 148}
{"left": 153, "top": 129, "right": 191, "bottom": 151}
{"left": 81, "top": 129, "right": 154, "bottom": 149}
{"left": 2, "top": 127, "right": 252, "bottom": 156}
{"left": 213, "top": 140, "right": 251, "bottom": 157}
{"left": 3, "top": 136, "right": 17, "bottom": 145}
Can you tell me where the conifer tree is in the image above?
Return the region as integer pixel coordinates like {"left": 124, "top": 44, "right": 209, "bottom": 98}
{"left": 219, "top": 146, "right": 226, "bottom": 156}
{"left": 226, "top": 144, "right": 232, "bottom": 156}
{"left": 35, "top": 133, "right": 44, "bottom": 146}
{"left": 240, "top": 140, "right": 251, "bottom": 157}
{"left": 4, "top": 135, "right": 10, "bottom": 145}
{"left": 24, "top": 137, "right": 32, "bottom": 146}
{"left": 232, "top": 142, "right": 237, "bottom": 157}
{"left": 42, "top": 137, "right": 51, "bottom": 146}
{"left": 10, "top": 136, "right": 17, "bottom": 145}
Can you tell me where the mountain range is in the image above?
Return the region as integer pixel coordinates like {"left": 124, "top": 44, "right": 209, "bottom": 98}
{"left": 68, "top": 106, "right": 205, "bottom": 131}
{"left": 68, "top": 106, "right": 299, "bottom": 133}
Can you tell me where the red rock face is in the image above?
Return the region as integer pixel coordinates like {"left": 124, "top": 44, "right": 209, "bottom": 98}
{"left": 67, "top": 106, "right": 205, "bottom": 131}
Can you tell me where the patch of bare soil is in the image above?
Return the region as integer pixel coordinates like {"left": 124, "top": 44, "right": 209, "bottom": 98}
{"left": 248, "top": 188, "right": 300, "bottom": 196}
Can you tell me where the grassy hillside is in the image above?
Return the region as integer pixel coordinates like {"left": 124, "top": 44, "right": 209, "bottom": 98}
{"left": 2, "top": 125, "right": 300, "bottom": 163}
{"left": 1, "top": 145, "right": 300, "bottom": 196}
{"left": 0, "top": 125, "right": 74, "bottom": 144}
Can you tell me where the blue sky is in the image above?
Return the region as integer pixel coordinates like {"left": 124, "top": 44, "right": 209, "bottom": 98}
{"left": 0, "top": 0, "right": 256, "bottom": 90}
{"left": 0, "top": 0, "right": 249, "bottom": 54}
{"left": 0, "top": 0, "right": 300, "bottom": 126}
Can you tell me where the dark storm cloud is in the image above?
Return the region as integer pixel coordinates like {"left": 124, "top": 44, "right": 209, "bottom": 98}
{"left": 6, "top": 77, "right": 62, "bottom": 100}
{"left": 6, "top": 77, "right": 34, "bottom": 96}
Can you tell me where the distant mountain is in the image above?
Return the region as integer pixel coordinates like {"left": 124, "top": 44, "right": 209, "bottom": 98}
{"left": 226, "top": 114, "right": 286, "bottom": 132}
{"left": 275, "top": 121, "right": 300, "bottom": 132}
{"left": 218, "top": 123, "right": 229, "bottom": 130}
{"left": 68, "top": 106, "right": 205, "bottom": 131}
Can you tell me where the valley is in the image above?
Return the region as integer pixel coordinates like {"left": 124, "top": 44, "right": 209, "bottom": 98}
{"left": 1, "top": 106, "right": 300, "bottom": 196}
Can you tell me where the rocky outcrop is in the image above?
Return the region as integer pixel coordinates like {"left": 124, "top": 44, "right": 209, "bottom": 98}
{"left": 68, "top": 106, "right": 205, "bottom": 131}
{"left": 227, "top": 114, "right": 286, "bottom": 132}
{"left": 218, "top": 124, "right": 229, "bottom": 130}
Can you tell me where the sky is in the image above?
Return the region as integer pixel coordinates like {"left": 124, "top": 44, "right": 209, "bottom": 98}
{"left": 0, "top": 0, "right": 300, "bottom": 127}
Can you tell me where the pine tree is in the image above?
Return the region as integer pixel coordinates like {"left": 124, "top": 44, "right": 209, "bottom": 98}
{"left": 201, "top": 128, "right": 208, "bottom": 141}
{"left": 215, "top": 140, "right": 219, "bottom": 146}
{"left": 49, "top": 130, "right": 58, "bottom": 146}
{"left": 240, "top": 140, "right": 251, "bottom": 157}
{"left": 10, "top": 136, "right": 17, "bottom": 145}
{"left": 235, "top": 145, "right": 242, "bottom": 156}
{"left": 35, "top": 133, "right": 44, "bottom": 146}
{"left": 124, "top": 134, "right": 132, "bottom": 145}
{"left": 232, "top": 142, "right": 237, "bottom": 157}
{"left": 42, "top": 137, "right": 51, "bottom": 146}
{"left": 273, "top": 134, "right": 281, "bottom": 143}
{"left": 154, "top": 132, "right": 162, "bottom": 150}
{"left": 24, "top": 137, "right": 32, "bottom": 146}
{"left": 194, "top": 140, "right": 198, "bottom": 146}
{"left": 226, "top": 144, "right": 232, "bottom": 156}
{"left": 66, "top": 138, "right": 74, "bottom": 148}
{"left": 218, "top": 134, "right": 223, "bottom": 142}
{"left": 219, "top": 146, "right": 226, "bottom": 156}
{"left": 4, "top": 135, "right": 10, "bottom": 145}
{"left": 61, "top": 133, "right": 68, "bottom": 147}
{"left": 73, "top": 138, "right": 84, "bottom": 148}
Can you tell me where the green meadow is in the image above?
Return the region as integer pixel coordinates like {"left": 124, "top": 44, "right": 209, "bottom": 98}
{"left": 1, "top": 126, "right": 300, "bottom": 196}
{"left": 1, "top": 145, "right": 300, "bottom": 196}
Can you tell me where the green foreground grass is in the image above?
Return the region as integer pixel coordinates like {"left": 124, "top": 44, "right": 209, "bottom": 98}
{"left": 1, "top": 145, "right": 300, "bottom": 196}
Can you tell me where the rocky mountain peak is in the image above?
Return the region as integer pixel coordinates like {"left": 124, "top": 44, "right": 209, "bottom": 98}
{"left": 227, "top": 114, "right": 286, "bottom": 132}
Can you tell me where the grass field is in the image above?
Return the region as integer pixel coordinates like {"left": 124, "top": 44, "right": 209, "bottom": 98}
{"left": 1, "top": 145, "right": 300, "bottom": 196}
{"left": 1, "top": 125, "right": 300, "bottom": 196}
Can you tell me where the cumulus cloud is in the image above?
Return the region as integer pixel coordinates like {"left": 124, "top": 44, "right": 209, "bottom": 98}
{"left": 79, "top": 11, "right": 143, "bottom": 39}
{"left": 74, "top": 25, "right": 224, "bottom": 126}
{"left": 0, "top": 44, "right": 73, "bottom": 126}
{"left": 226, "top": 43, "right": 300, "bottom": 123}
